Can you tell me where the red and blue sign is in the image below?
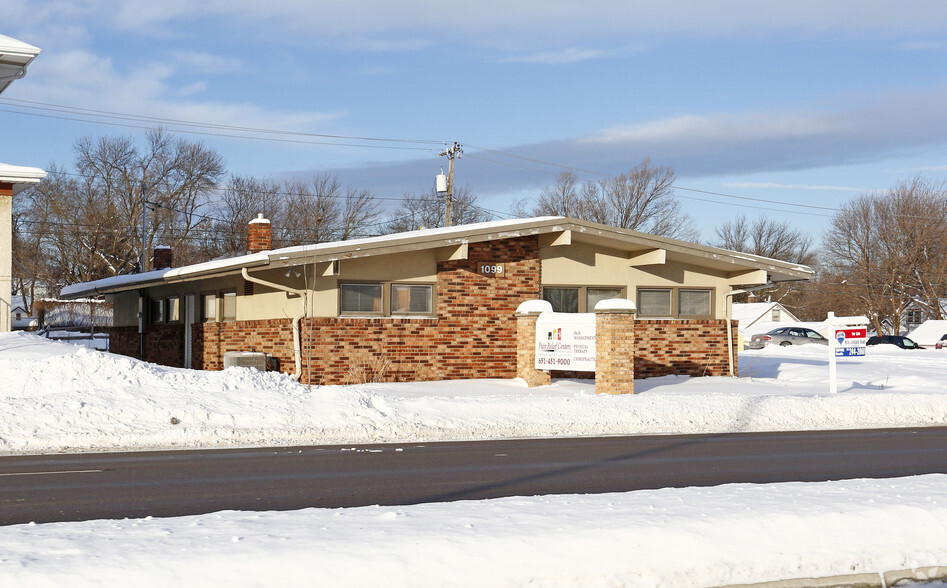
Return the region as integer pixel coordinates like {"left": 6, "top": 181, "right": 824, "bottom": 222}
{"left": 835, "top": 328, "right": 867, "bottom": 357}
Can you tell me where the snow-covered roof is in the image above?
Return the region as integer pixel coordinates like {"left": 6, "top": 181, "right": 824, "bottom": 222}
{"left": 907, "top": 320, "right": 947, "bottom": 346}
{"left": 0, "top": 34, "right": 41, "bottom": 95}
{"left": 61, "top": 217, "right": 815, "bottom": 299}
{"left": 731, "top": 302, "right": 799, "bottom": 327}
{"left": 0, "top": 162, "right": 47, "bottom": 194}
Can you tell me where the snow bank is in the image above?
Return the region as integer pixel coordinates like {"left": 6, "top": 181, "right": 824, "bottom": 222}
{"left": 2, "top": 331, "right": 947, "bottom": 454}
{"left": 1, "top": 475, "right": 945, "bottom": 587}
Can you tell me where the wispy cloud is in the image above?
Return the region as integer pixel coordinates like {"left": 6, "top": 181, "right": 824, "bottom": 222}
{"left": 722, "top": 182, "right": 866, "bottom": 192}
{"left": 170, "top": 51, "right": 242, "bottom": 74}
{"left": 501, "top": 47, "right": 618, "bottom": 64}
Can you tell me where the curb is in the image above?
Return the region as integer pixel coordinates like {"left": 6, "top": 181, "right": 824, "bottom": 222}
{"left": 720, "top": 566, "right": 947, "bottom": 588}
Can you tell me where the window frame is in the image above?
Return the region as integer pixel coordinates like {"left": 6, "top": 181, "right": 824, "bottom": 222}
{"left": 338, "top": 281, "right": 436, "bottom": 317}
{"left": 201, "top": 292, "right": 217, "bottom": 323}
{"left": 542, "top": 285, "right": 626, "bottom": 313}
{"left": 390, "top": 283, "right": 434, "bottom": 316}
{"left": 221, "top": 290, "right": 237, "bottom": 322}
{"left": 150, "top": 297, "right": 165, "bottom": 324}
{"left": 166, "top": 296, "right": 181, "bottom": 323}
{"left": 636, "top": 287, "right": 715, "bottom": 319}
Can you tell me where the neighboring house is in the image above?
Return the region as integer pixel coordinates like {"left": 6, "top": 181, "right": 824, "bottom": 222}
{"left": 61, "top": 216, "right": 814, "bottom": 385}
{"left": 10, "top": 294, "right": 35, "bottom": 329}
{"left": 899, "top": 300, "right": 947, "bottom": 334}
{"left": 907, "top": 320, "right": 947, "bottom": 348}
{"left": 1, "top": 34, "right": 45, "bottom": 332}
{"left": 731, "top": 302, "right": 800, "bottom": 348}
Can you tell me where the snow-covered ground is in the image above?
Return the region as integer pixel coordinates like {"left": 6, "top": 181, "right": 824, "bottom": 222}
{"left": 1, "top": 331, "right": 946, "bottom": 587}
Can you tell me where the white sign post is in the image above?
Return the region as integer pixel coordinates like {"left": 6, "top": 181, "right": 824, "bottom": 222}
{"left": 826, "top": 311, "right": 869, "bottom": 394}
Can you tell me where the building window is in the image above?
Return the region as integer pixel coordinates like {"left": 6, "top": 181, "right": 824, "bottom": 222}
{"left": 340, "top": 283, "right": 383, "bottom": 314}
{"left": 906, "top": 309, "right": 922, "bottom": 325}
{"left": 587, "top": 287, "right": 624, "bottom": 312}
{"left": 221, "top": 291, "right": 237, "bottom": 321}
{"left": 391, "top": 284, "right": 433, "bottom": 314}
{"left": 543, "top": 287, "right": 579, "bottom": 313}
{"left": 150, "top": 298, "right": 165, "bottom": 323}
{"left": 637, "top": 287, "right": 713, "bottom": 318}
{"left": 167, "top": 297, "right": 181, "bottom": 322}
{"left": 202, "top": 293, "right": 217, "bottom": 322}
{"left": 771, "top": 307, "right": 781, "bottom": 322}
{"left": 679, "top": 289, "right": 712, "bottom": 317}
{"left": 637, "top": 289, "right": 672, "bottom": 316}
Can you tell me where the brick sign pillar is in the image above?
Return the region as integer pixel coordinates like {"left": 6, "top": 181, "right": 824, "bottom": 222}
{"left": 595, "top": 306, "right": 636, "bottom": 395}
{"left": 515, "top": 301, "right": 552, "bottom": 387}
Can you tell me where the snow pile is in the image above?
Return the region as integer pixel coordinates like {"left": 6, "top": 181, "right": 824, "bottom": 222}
{"left": 2, "top": 331, "right": 947, "bottom": 453}
{"left": 3, "top": 332, "right": 947, "bottom": 586}
{"left": 1, "top": 476, "right": 945, "bottom": 587}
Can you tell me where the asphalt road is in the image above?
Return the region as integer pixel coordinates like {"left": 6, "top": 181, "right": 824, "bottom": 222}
{"left": 2, "top": 426, "right": 946, "bottom": 526}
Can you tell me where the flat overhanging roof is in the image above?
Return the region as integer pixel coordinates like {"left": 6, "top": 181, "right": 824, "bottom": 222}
{"left": 60, "top": 217, "right": 815, "bottom": 299}
{"left": 0, "top": 34, "right": 41, "bottom": 95}
{"left": 0, "top": 162, "right": 47, "bottom": 194}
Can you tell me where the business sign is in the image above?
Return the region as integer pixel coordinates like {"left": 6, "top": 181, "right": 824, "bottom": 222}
{"left": 535, "top": 312, "right": 596, "bottom": 371}
{"left": 834, "top": 327, "right": 867, "bottom": 357}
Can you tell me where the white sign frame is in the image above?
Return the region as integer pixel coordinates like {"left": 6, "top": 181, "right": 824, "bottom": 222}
{"left": 826, "top": 312, "right": 870, "bottom": 393}
{"left": 534, "top": 312, "right": 597, "bottom": 371}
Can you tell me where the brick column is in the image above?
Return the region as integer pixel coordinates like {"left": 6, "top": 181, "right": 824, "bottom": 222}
{"left": 515, "top": 301, "right": 552, "bottom": 387}
{"left": 595, "top": 307, "right": 636, "bottom": 395}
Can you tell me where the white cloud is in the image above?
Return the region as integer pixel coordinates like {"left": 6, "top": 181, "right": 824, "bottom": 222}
{"left": 170, "top": 51, "right": 242, "bottom": 74}
{"left": 501, "top": 47, "right": 618, "bottom": 65}
{"left": 26, "top": 1, "right": 947, "bottom": 53}
{"left": 723, "top": 182, "right": 866, "bottom": 192}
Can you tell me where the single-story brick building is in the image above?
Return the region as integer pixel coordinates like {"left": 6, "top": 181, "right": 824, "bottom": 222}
{"left": 60, "top": 216, "right": 813, "bottom": 385}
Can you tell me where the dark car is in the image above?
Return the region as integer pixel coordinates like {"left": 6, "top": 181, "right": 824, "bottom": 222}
{"left": 748, "top": 326, "right": 828, "bottom": 349}
{"left": 936, "top": 334, "right": 947, "bottom": 350}
{"left": 866, "top": 335, "right": 921, "bottom": 349}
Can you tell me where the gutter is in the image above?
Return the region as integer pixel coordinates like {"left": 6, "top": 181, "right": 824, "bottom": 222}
{"left": 725, "top": 282, "right": 776, "bottom": 377}
{"left": 241, "top": 268, "right": 307, "bottom": 381}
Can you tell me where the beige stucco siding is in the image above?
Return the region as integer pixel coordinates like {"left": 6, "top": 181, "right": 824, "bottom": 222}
{"left": 540, "top": 242, "right": 734, "bottom": 317}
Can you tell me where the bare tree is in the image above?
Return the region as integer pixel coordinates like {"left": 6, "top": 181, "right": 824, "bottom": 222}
{"left": 526, "top": 159, "right": 699, "bottom": 240}
{"left": 199, "top": 175, "right": 283, "bottom": 258}
{"left": 714, "top": 215, "right": 815, "bottom": 264}
{"left": 824, "top": 176, "right": 947, "bottom": 334}
{"left": 383, "top": 185, "right": 491, "bottom": 233}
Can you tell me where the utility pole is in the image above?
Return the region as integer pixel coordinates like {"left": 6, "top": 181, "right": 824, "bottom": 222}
{"left": 437, "top": 142, "right": 462, "bottom": 227}
{"left": 140, "top": 182, "right": 149, "bottom": 273}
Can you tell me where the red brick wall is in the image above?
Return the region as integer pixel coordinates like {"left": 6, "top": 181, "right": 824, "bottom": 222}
{"left": 167, "top": 235, "right": 541, "bottom": 384}
{"left": 106, "top": 238, "right": 737, "bottom": 384}
{"left": 634, "top": 319, "right": 737, "bottom": 378}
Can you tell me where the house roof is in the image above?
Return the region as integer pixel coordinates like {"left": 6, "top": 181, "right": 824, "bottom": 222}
{"left": 0, "top": 162, "right": 47, "bottom": 194}
{"left": 59, "top": 216, "right": 816, "bottom": 299}
{"left": 0, "top": 33, "right": 41, "bottom": 95}
{"left": 731, "top": 302, "right": 799, "bottom": 332}
{"left": 907, "top": 320, "right": 947, "bottom": 346}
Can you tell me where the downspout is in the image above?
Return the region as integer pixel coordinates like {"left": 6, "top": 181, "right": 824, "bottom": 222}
{"left": 725, "top": 282, "right": 775, "bottom": 377}
{"left": 241, "top": 267, "right": 307, "bottom": 381}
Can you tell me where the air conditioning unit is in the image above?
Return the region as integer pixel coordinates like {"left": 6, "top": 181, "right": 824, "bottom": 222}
{"left": 223, "top": 351, "right": 267, "bottom": 371}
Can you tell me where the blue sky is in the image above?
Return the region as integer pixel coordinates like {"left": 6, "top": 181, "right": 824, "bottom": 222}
{"left": 3, "top": 0, "right": 947, "bottom": 243}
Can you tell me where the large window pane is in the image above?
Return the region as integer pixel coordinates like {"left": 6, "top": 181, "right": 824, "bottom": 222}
{"left": 637, "top": 289, "right": 671, "bottom": 316}
{"left": 202, "top": 293, "right": 217, "bottom": 322}
{"left": 587, "top": 288, "right": 624, "bottom": 312}
{"left": 222, "top": 291, "right": 237, "bottom": 321}
{"left": 391, "top": 284, "right": 432, "bottom": 314}
{"left": 151, "top": 298, "right": 164, "bottom": 323}
{"left": 679, "top": 289, "right": 711, "bottom": 316}
{"left": 167, "top": 297, "right": 180, "bottom": 322}
{"left": 341, "top": 283, "right": 383, "bottom": 313}
{"left": 543, "top": 287, "right": 579, "bottom": 313}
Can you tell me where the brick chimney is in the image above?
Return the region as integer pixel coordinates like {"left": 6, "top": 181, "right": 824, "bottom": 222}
{"left": 152, "top": 245, "right": 173, "bottom": 270}
{"left": 247, "top": 213, "right": 272, "bottom": 254}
